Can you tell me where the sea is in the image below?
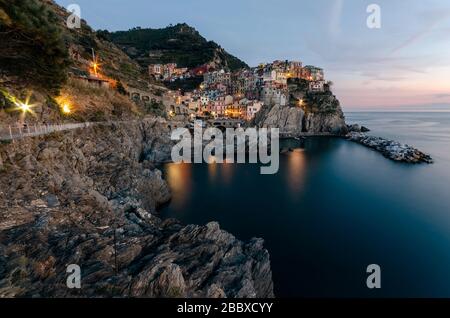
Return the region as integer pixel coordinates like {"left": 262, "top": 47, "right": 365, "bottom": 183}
{"left": 161, "top": 112, "right": 450, "bottom": 297}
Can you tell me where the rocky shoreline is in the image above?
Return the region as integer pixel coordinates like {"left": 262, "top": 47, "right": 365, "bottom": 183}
{"left": 0, "top": 119, "right": 274, "bottom": 298}
{"left": 0, "top": 114, "right": 434, "bottom": 298}
{"left": 346, "top": 132, "right": 433, "bottom": 164}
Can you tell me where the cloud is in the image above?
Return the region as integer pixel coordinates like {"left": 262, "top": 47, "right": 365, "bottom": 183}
{"left": 329, "top": 0, "right": 344, "bottom": 37}
{"left": 360, "top": 71, "right": 406, "bottom": 82}
{"left": 434, "top": 93, "right": 450, "bottom": 99}
{"left": 391, "top": 9, "right": 450, "bottom": 53}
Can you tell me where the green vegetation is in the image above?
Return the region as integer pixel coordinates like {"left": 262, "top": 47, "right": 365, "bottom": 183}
{"left": 164, "top": 76, "right": 203, "bottom": 91}
{"left": 287, "top": 78, "right": 339, "bottom": 114}
{"left": 119, "top": 62, "right": 140, "bottom": 77}
{"left": 288, "top": 78, "right": 309, "bottom": 91}
{"left": 145, "top": 100, "right": 166, "bottom": 117}
{"left": 305, "top": 91, "right": 340, "bottom": 114}
{"left": 103, "top": 23, "right": 248, "bottom": 71}
{"left": 115, "top": 80, "right": 127, "bottom": 95}
{"left": 0, "top": 0, "right": 70, "bottom": 93}
{"left": 0, "top": 89, "right": 11, "bottom": 110}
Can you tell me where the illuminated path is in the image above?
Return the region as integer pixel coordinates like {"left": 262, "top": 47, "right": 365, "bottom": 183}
{"left": 0, "top": 122, "right": 97, "bottom": 142}
{"left": 0, "top": 119, "right": 157, "bottom": 142}
{"left": 0, "top": 120, "right": 337, "bottom": 142}
{"left": 0, "top": 117, "right": 172, "bottom": 142}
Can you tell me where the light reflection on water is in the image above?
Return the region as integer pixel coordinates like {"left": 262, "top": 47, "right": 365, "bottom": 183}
{"left": 285, "top": 149, "right": 306, "bottom": 194}
{"left": 161, "top": 112, "right": 450, "bottom": 297}
{"left": 220, "top": 162, "right": 234, "bottom": 185}
{"left": 165, "top": 163, "right": 192, "bottom": 210}
{"left": 208, "top": 161, "right": 217, "bottom": 183}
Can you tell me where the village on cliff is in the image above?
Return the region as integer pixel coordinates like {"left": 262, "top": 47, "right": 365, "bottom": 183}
{"left": 146, "top": 60, "right": 329, "bottom": 121}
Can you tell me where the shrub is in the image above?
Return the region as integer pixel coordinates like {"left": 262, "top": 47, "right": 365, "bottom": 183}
{"left": 0, "top": 0, "right": 70, "bottom": 93}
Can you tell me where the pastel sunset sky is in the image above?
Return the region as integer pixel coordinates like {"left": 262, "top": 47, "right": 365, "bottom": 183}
{"left": 56, "top": 0, "right": 450, "bottom": 111}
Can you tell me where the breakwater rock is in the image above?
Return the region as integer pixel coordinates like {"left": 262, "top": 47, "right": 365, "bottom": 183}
{"left": 346, "top": 132, "right": 433, "bottom": 164}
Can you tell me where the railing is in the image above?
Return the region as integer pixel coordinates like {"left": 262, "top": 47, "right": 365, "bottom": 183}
{"left": 0, "top": 122, "right": 94, "bottom": 142}
{"left": 0, "top": 117, "right": 167, "bottom": 142}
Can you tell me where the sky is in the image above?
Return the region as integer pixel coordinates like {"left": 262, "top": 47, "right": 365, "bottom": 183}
{"left": 55, "top": 0, "right": 450, "bottom": 111}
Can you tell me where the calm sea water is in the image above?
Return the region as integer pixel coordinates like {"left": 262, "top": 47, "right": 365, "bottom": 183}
{"left": 160, "top": 112, "right": 450, "bottom": 297}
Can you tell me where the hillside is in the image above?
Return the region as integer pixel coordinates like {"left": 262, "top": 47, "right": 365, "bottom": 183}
{"left": 40, "top": 0, "right": 155, "bottom": 91}
{"left": 103, "top": 23, "right": 249, "bottom": 71}
{"left": 0, "top": 0, "right": 165, "bottom": 125}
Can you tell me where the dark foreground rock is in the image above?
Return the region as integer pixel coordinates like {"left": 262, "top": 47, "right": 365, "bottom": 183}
{"left": 346, "top": 132, "right": 433, "bottom": 164}
{"left": 0, "top": 118, "right": 274, "bottom": 298}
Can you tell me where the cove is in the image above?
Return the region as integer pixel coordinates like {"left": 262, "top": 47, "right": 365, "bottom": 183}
{"left": 160, "top": 113, "right": 450, "bottom": 297}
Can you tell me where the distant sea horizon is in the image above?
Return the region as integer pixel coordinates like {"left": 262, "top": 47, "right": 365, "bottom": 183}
{"left": 344, "top": 107, "right": 450, "bottom": 113}
{"left": 346, "top": 110, "right": 450, "bottom": 113}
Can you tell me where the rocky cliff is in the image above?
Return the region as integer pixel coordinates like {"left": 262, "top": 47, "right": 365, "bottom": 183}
{"left": 0, "top": 119, "right": 274, "bottom": 298}
{"left": 253, "top": 80, "right": 347, "bottom": 135}
{"left": 253, "top": 104, "right": 305, "bottom": 135}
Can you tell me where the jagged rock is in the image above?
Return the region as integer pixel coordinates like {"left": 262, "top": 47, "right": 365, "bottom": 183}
{"left": 31, "top": 199, "right": 47, "bottom": 208}
{"left": 45, "top": 194, "right": 60, "bottom": 208}
{"left": 347, "top": 124, "right": 361, "bottom": 132}
{"left": 207, "top": 284, "right": 227, "bottom": 298}
{"left": 255, "top": 105, "right": 304, "bottom": 135}
{"left": 303, "top": 110, "right": 347, "bottom": 135}
{"left": 347, "top": 124, "right": 370, "bottom": 133}
{"left": 361, "top": 126, "right": 370, "bottom": 132}
{"left": 0, "top": 118, "right": 274, "bottom": 298}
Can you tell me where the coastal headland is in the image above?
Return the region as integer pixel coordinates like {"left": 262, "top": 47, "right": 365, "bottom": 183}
{"left": 0, "top": 0, "right": 433, "bottom": 298}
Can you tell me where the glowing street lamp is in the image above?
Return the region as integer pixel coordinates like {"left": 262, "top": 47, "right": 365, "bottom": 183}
{"left": 55, "top": 95, "right": 74, "bottom": 115}
{"left": 14, "top": 95, "right": 35, "bottom": 115}
{"left": 90, "top": 48, "right": 101, "bottom": 77}
{"left": 17, "top": 101, "right": 31, "bottom": 113}
{"left": 92, "top": 62, "right": 99, "bottom": 76}
{"left": 62, "top": 103, "right": 71, "bottom": 114}
{"left": 90, "top": 60, "right": 101, "bottom": 77}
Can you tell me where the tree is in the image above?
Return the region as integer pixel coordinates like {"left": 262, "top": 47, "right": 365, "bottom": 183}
{"left": 115, "top": 80, "right": 127, "bottom": 95}
{"left": 145, "top": 100, "right": 165, "bottom": 117}
{"left": 96, "top": 29, "right": 111, "bottom": 41}
{"left": 0, "top": 0, "right": 70, "bottom": 93}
